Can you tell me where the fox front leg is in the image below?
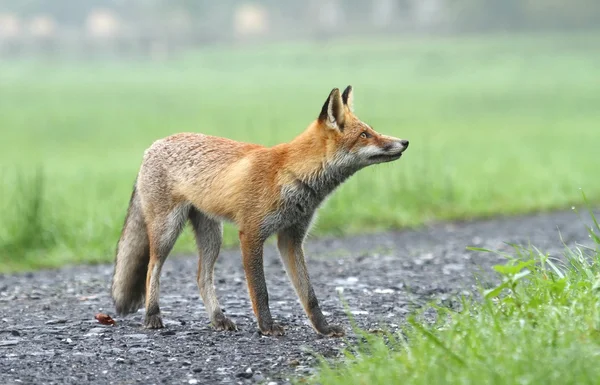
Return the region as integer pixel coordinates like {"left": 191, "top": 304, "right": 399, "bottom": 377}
{"left": 277, "top": 224, "right": 345, "bottom": 337}
{"left": 239, "top": 230, "right": 285, "bottom": 336}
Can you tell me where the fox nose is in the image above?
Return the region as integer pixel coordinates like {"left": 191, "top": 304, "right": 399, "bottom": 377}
{"left": 400, "top": 139, "right": 409, "bottom": 148}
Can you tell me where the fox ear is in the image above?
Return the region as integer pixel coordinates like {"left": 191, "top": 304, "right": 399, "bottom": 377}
{"left": 319, "top": 88, "right": 345, "bottom": 130}
{"left": 341, "top": 85, "right": 354, "bottom": 112}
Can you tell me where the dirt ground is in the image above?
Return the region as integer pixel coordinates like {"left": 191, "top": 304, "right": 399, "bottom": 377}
{"left": 0, "top": 209, "right": 595, "bottom": 384}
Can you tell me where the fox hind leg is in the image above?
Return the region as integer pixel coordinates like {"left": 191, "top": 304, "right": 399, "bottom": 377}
{"left": 189, "top": 208, "right": 236, "bottom": 331}
{"left": 144, "top": 203, "right": 189, "bottom": 329}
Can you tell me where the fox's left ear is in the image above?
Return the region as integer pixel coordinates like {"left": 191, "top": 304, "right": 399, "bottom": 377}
{"left": 319, "top": 88, "right": 345, "bottom": 130}
{"left": 341, "top": 85, "right": 354, "bottom": 113}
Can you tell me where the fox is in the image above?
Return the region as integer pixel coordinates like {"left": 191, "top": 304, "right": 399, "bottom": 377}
{"left": 111, "top": 85, "right": 409, "bottom": 337}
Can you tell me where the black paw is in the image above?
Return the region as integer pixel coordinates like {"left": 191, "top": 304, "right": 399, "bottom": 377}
{"left": 259, "top": 322, "right": 285, "bottom": 336}
{"left": 212, "top": 312, "right": 237, "bottom": 331}
{"left": 317, "top": 324, "right": 345, "bottom": 337}
{"left": 144, "top": 313, "right": 164, "bottom": 329}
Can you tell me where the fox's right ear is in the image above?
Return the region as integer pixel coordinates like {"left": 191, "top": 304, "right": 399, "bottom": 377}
{"left": 341, "top": 85, "right": 354, "bottom": 113}
{"left": 318, "top": 88, "right": 345, "bottom": 130}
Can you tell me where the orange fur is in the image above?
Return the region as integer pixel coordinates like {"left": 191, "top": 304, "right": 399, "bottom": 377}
{"left": 111, "top": 86, "right": 409, "bottom": 336}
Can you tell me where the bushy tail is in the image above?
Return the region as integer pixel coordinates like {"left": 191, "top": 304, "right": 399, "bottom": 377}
{"left": 111, "top": 181, "right": 150, "bottom": 315}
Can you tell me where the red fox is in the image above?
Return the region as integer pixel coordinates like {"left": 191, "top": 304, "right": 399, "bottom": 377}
{"left": 111, "top": 86, "right": 409, "bottom": 337}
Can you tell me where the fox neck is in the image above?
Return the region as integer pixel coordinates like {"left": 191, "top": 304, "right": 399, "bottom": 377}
{"left": 307, "top": 159, "right": 359, "bottom": 200}
{"left": 282, "top": 123, "right": 360, "bottom": 200}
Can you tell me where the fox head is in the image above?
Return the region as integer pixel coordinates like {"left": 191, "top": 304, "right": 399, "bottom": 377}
{"left": 316, "top": 85, "right": 409, "bottom": 170}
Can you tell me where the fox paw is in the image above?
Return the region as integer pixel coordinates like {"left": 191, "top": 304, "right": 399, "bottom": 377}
{"left": 259, "top": 322, "right": 285, "bottom": 336}
{"left": 212, "top": 312, "right": 237, "bottom": 331}
{"left": 144, "top": 314, "right": 164, "bottom": 329}
{"left": 317, "top": 324, "right": 345, "bottom": 337}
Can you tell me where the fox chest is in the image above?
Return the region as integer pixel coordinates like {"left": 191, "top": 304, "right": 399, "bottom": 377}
{"left": 260, "top": 183, "right": 323, "bottom": 236}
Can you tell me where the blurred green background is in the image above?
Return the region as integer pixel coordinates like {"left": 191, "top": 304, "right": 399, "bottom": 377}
{"left": 1, "top": 1, "right": 599, "bottom": 272}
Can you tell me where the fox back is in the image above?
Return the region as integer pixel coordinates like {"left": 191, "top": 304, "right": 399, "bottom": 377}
{"left": 137, "top": 86, "right": 407, "bottom": 235}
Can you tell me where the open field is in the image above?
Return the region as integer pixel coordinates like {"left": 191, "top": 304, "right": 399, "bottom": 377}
{"left": 1, "top": 32, "right": 600, "bottom": 271}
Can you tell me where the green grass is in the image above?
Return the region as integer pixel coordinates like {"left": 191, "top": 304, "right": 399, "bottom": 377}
{"left": 310, "top": 204, "right": 600, "bottom": 385}
{"left": 1, "top": 32, "right": 600, "bottom": 272}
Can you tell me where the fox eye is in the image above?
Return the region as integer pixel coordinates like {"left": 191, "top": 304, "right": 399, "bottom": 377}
{"left": 360, "top": 132, "right": 370, "bottom": 139}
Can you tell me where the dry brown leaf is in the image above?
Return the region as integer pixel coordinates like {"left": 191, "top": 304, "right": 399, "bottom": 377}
{"left": 95, "top": 313, "right": 116, "bottom": 326}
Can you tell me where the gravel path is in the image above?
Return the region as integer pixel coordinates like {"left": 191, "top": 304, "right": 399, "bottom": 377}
{"left": 0, "top": 209, "right": 596, "bottom": 385}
